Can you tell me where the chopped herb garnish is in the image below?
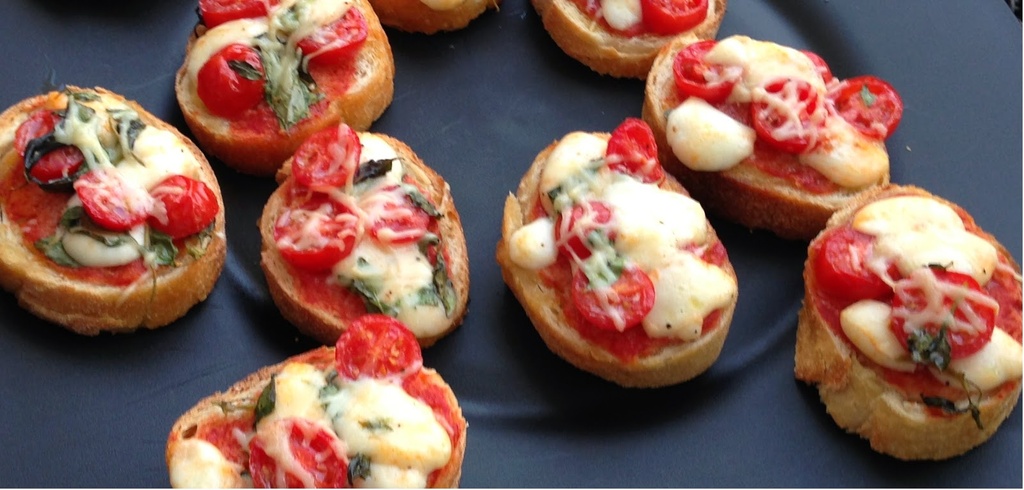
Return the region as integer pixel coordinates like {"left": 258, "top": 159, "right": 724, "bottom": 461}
{"left": 354, "top": 159, "right": 396, "bottom": 184}
{"left": 859, "top": 83, "right": 877, "bottom": 108}
{"left": 347, "top": 454, "right": 372, "bottom": 485}
{"left": 253, "top": 375, "right": 277, "bottom": 428}
{"left": 360, "top": 418, "right": 393, "bottom": 432}
{"left": 228, "top": 60, "right": 264, "bottom": 81}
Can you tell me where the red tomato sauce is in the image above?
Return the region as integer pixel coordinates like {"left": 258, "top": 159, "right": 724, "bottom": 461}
{"left": 809, "top": 218, "right": 1023, "bottom": 399}
{"left": 196, "top": 414, "right": 255, "bottom": 466}
{"left": 292, "top": 268, "right": 368, "bottom": 325}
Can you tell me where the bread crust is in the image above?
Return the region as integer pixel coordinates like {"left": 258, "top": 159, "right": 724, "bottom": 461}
{"left": 642, "top": 36, "right": 889, "bottom": 240}
{"left": 532, "top": 0, "right": 726, "bottom": 78}
{"left": 496, "top": 134, "right": 737, "bottom": 388}
{"left": 370, "top": 0, "right": 501, "bottom": 33}
{"left": 175, "top": 1, "right": 396, "bottom": 176}
{"left": 794, "top": 184, "right": 1023, "bottom": 460}
{"left": 166, "top": 346, "right": 467, "bottom": 487}
{"left": 259, "top": 133, "right": 469, "bottom": 348}
{"left": 0, "top": 87, "right": 226, "bottom": 335}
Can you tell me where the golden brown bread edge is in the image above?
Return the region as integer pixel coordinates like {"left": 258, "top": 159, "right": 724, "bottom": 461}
{"left": 166, "top": 346, "right": 467, "bottom": 487}
{"left": 370, "top": 0, "right": 501, "bottom": 33}
{"left": 259, "top": 133, "right": 470, "bottom": 348}
{"left": 642, "top": 35, "right": 890, "bottom": 241}
{"left": 531, "top": 0, "right": 726, "bottom": 79}
{"left": 0, "top": 87, "right": 227, "bottom": 335}
{"left": 496, "top": 134, "right": 737, "bottom": 388}
{"left": 175, "top": 1, "right": 395, "bottom": 177}
{"left": 794, "top": 184, "right": 1023, "bottom": 460}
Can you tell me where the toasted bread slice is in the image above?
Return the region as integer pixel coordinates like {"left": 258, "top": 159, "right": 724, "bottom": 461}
{"left": 0, "top": 87, "right": 226, "bottom": 335}
{"left": 643, "top": 35, "right": 895, "bottom": 240}
{"left": 496, "top": 126, "right": 738, "bottom": 388}
{"left": 795, "top": 184, "right": 1022, "bottom": 460}
{"left": 175, "top": 0, "right": 395, "bottom": 176}
{"left": 532, "top": 0, "right": 726, "bottom": 78}
{"left": 259, "top": 130, "right": 469, "bottom": 347}
{"left": 370, "top": 0, "right": 501, "bottom": 33}
{"left": 167, "top": 326, "right": 467, "bottom": 487}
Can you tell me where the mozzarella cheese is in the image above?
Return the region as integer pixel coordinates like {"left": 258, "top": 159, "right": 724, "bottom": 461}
{"left": 839, "top": 300, "right": 916, "bottom": 372}
{"left": 797, "top": 116, "right": 889, "bottom": 189}
{"left": 508, "top": 216, "right": 558, "bottom": 270}
{"left": 642, "top": 252, "right": 736, "bottom": 341}
{"left": 665, "top": 97, "right": 756, "bottom": 171}
{"left": 539, "top": 132, "right": 606, "bottom": 211}
{"left": 948, "top": 328, "right": 1024, "bottom": 392}
{"left": 168, "top": 438, "right": 246, "bottom": 488}
{"left": 257, "top": 362, "right": 330, "bottom": 429}
{"left": 600, "top": 0, "right": 642, "bottom": 31}
{"left": 419, "top": 0, "right": 466, "bottom": 10}
{"left": 704, "top": 35, "right": 825, "bottom": 104}
{"left": 117, "top": 126, "right": 202, "bottom": 190}
{"left": 61, "top": 225, "right": 146, "bottom": 268}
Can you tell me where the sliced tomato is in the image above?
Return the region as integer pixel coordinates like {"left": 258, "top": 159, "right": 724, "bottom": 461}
{"left": 640, "top": 0, "right": 707, "bottom": 36}
{"left": 890, "top": 268, "right": 997, "bottom": 359}
{"left": 829, "top": 75, "right": 903, "bottom": 139}
{"left": 571, "top": 266, "right": 655, "bottom": 332}
{"left": 296, "top": 8, "right": 368, "bottom": 66}
{"left": 197, "top": 44, "right": 266, "bottom": 118}
{"left": 555, "top": 201, "right": 613, "bottom": 260}
{"left": 672, "top": 40, "right": 738, "bottom": 104}
{"left": 801, "top": 49, "right": 833, "bottom": 83}
{"left": 199, "top": 0, "right": 276, "bottom": 28}
{"left": 335, "top": 314, "right": 423, "bottom": 380}
{"left": 292, "top": 125, "right": 361, "bottom": 189}
{"left": 73, "top": 168, "right": 151, "bottom": 232}
{"left": 147, "top": 175, "right": 219, "bottom": 239}
{"left": 813, "top": 226, "right": 892, "bottom": 301}
{"left": 249, "top": 418, "right": 349, "bottom": 489}
{"left": 367, "top": 185, "right": 431, "bottom": 245}
{"left": 605, "top": 118, "right": 664, "bottom": 183}
{"left": 15, "top": 110, "right": 59, "bottom": 156}
{"left": 750, "top": 78, "right": 822, "bottom": 154}
{"left": 274, "top": 192, "right": 358, "bottom": 271}
{"left": 15, "top": 110, "right": 86, "bottom": 187}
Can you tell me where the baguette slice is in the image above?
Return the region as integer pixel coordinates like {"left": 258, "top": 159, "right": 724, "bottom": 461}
{"left": 795, "top": 184, "right": 1023, "bottom": 460}
{"left": 643, "top": 35, "right": 894, "bottom": 240}
{"left": 531, "top": 0, "right": 726, "bottom": 78}
{"left": 0, "top": 87, "right": 226, "bottom": 335}
{"left": 259, "top": 129, "right": 469, "bottom": 347}
{"left": 496, "top": 123, "right": 738, "bottom": 388}
{"left": 175, "top": 0, "right": 395, "bottom": 176}
{"left": 370, "top": 0, "right": 501, "bottom": 33}
{"left": 166, "top": 316, "right": 467, "bottom": 487}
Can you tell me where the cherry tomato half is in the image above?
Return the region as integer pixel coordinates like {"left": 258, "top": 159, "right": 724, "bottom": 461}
{"left": 829, "top": 75, "right": 903, "bottom": 139}
{"left": 15, "top": 110, "right": 85, "bottom": 187}
{"left": 672, "top": 40, "right": 738, "bottom": 104}
{"left": 199, "top": 0, "right": 276, "bottom": 28}
{"left": 367, "top": 185, "right": 432, "bottom": 245}
{"left": 296, "top": 8, "right": 368, "bottom": 66}
{"left": 74, "top": 168, "right": 151, "bottom": 232}
{"left": 197, "top": 44, "right": 266, "bottom": 118}
{"left": 147, "top": 175, "right": 219, "bottom": 239}
{"left": 639, "top": 0, "right": 707, "bottom": 36}
{"left": 813, "top": 226, "right": 892, "bottom": 302}
{"left": 801, "top": 49, "right": 833, "bottom": 84}
{"left": 605, "top": 118, "right": 664, "bottom": 183}
{"left": 292, "top": 125, "right": 361, "bottom": 190}
{"left": 890, "top": 268, "right": 996, "bottom": 360}
{"left": 335, "top": 314, "right": 423, "bottom": 380}
{"left": 249, "top": 418, "right": 349, "bottom": 489}
{"left": 750, "top": 78, "right": 823, "bottom": 154}
{"left": 571, "top": 266, "right": 655, "bottom": 332}
{"left": 274, "top": 193, "right": 358, "bottom": 271}
{"left": 555, "top": 201, "right": 614, "bottom": 260}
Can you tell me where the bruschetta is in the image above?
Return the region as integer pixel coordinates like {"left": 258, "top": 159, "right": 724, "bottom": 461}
{"left": 259, "top": 123, "right": 469, "bottom": 347}
{"left": 643, "top": 35, "right": 904, "bottom": 240}
{"left": 0, "top": 86, "right": 226, "bottom": 334}
{"left": 531, "top": 0, "right": 726, "bottom": 78}
{"left": 176, "top": 0, "right": 395, "bottom": 176}
{"left": 496, "top": 118, "right": 738, "bottom": 387}
{"left": 369, "top": 0, "right": 501, "bottom": 33}
{"left": 166, "top": 314, "right": 467, "bottom": 487}
{"left": 795, "top": 184, "right": 1022, "bottom": 460}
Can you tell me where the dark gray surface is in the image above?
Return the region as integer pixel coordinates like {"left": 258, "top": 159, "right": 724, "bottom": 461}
{"left": 0, "top": 0, "right": 1020, "bottom": 487}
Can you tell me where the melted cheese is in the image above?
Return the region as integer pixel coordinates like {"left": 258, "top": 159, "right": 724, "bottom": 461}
{"left": 601, "top": 179, "right": 707, "bottom": 270}
{"left": 258, "top": 362, "right": 330, "bottom": 430}
{"left": 117, "top": 126, "right": 201, "bottom": 190}
{"left": 539, "top": 132, "right": 606, "bottom": 211}
{"left": 704, "top": 35, "right": 825, "bottom": 104}
{"left": 797, "top": 115, "right": 888, "bottom": 189}
{"left": 948, "top": 328, "right": 1024, "bottom": 391}
{"left": 359, "top": 133, "right": 401, "bottom": 163}
{"left": 642, "top": 252, "right": 736, "bottom": 340}
{"left": 600, "top": 0, "right": 641, "bottom": 31}
{"left": 419, "top": 0, "right": 465, "bottom": 10}
{"left": 168, "top": 439, "right": 245, "bottom": 488}
{"left": 61, "top": 225, "right": 146, "bottom": 267}
{"left": 323, "top": 378, "right": 451, "bottom": 487}
{"left": 665, "top": 97, "right": 755, "bottom": 171}
{"left": 839, "top": 300, "right": 916, "bottom": 372}
{"left": 852, "top": 196, "right": 964, "bottom": 235}
{"left": 508, "top": 216, "right": 558, "bottom": 270}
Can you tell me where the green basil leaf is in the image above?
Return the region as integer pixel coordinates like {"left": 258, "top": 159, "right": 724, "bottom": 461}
{"left": 402, "top": 184, "right": 442, "bottom": 218}
{"left": 147, "top": 229, "right": 178, "bottom": 266}
{"left": 227, "top": 60, "right": 263, "bottom": 81}
{"left": 253, "top": 375, "right": 277, "bottom": 428}
{"left": 347, "top": 453, "right": 372, "bottom": 486}
{"left": 354, "top": 159, "right": 395, "bottom": 185}
{"left": 859, "top": 83, "right": 877, "bottom": 108}
{"left": 359, "top": 418, "right": 393, "bottom": 432}
{"left": 350, "top": 279, "right": 399, "bottom": 317}
{"left": 34, "top": 235, "right": 80, "bottom": 267}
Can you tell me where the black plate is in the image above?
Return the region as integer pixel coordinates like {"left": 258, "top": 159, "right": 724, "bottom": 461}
{"left": 0, "top": 0, "right": 1020, "bottom": 487}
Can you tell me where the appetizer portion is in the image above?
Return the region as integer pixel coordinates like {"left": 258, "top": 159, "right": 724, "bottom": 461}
{"left": 0, "top": 87, "right": 225, "bottom": 334}
{"left": 166, "top": 314, "right": 467, "bottom": 487}
{"left": 643, "top": 35, "right": 904, "bottom": 239}
{"left": 177, "top": 0, "right": 395, "bottom": 175}
{"left": 369, "top": 0, "right": 501, "bottom": 33}
{"left": 531, "top": 0, "right": 726, "bottom": 78}
{"left": 795, "top": 185, "right": 1022, "bottom": 460}
{"left": 259, "top": 123, "right": 469, "bottom": 347}
{"left": 497, "top": 118, "right": 738, "bottom": 387}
